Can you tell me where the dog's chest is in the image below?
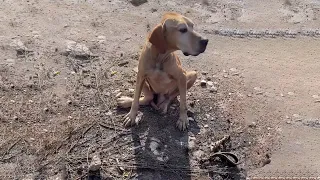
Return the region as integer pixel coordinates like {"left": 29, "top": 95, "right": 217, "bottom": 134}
{"left": 146, "top": 62, "right": 175, "bottom": 94}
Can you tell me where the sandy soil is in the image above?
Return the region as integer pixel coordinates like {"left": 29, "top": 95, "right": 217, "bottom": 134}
{"left": 1, "top": 0, "right": 320, "bottom": 179}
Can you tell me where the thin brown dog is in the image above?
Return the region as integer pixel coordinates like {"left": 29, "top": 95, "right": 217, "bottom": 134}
{"left": 117, "top": 12, "right": 208, "bottom": 130}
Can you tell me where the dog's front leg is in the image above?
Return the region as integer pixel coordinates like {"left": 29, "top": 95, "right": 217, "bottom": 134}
{"left": 176, "top": 73, "right": 188, "bottom": 131}
{"left": 123, "top": 74, "right": 145, "bottom": 127}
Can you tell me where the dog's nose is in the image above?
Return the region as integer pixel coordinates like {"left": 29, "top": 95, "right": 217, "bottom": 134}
{"left": 200, "top": 39, "right": 208, "bottom": 47}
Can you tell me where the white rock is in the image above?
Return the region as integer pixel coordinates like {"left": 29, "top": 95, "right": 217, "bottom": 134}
{"left": 10, "top": 39, "right": 28, "bottom": 51}
{"left": 188, "top": 117, "right": 195, "bottom": 121}
{"left": 210, "top": 85, "right": 218, "bottom": 93}
{"left": 65, "top": 40, "right": 95, "bottom": 57}
{"left": 89, "top": 154, "right": 102, "bottom": 171}
{"left": 207, "top": 81, "right": 214, "bottom": 86}
{"left": 287, "top": 92, "right": 294, "bottom": 96}
{"left": 128, "top": 88, "right": 135, "bottom": 93}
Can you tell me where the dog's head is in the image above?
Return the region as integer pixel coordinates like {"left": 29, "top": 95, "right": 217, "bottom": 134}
{"left": 149, "top": 12, "right": 208, "bottom": 56}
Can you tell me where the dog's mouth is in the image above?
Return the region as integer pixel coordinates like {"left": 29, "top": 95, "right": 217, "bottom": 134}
{"left": 183, "top": 52, "right": 201, "bottom": 57}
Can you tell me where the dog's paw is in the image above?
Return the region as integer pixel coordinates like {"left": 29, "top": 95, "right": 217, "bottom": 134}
{"left": 117, "top": 96, "right": 133, "bottom": 108}
{"left": 176, "top": 113, "right": 189, "bottom": 131}
{"left": 123, "top": 111, "right": 143, "bottom": 127}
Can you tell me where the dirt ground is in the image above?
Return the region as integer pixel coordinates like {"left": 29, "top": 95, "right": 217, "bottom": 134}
{"left": 1, "top": 0, "right": 320, "bottom": 179}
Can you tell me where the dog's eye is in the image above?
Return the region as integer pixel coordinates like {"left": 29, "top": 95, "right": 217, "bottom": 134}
{"left": 179, "top": 28, "right": 188, "bottom": 33}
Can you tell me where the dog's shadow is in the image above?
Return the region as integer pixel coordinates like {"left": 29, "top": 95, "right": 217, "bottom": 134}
{"left": 121, "top": 105, "right": 200, "bottom": 180}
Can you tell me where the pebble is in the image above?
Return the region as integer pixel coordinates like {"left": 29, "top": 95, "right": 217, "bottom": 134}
{"left": 201, "top": 71, "right": 208, "bottom": 75}
{"left": 118, "top": 61, "right": 129, "bottom": 67}
{"left": 280, "top": 93, "right": 284, "bottom": 97}
{"left": 128, "top": 88, "right": 135, "bottom": 93}
{"left": 200, "top": 80, "right": 207, "bottom": 87}
{"left": 209, "top": 85, "right": 218, "bottom": 93}
{"left": 13, "top": 116, "right": 18, "bottom": 120}
{"left": 204, "top": 124, "right": 209, "bottom": 128}
{"left": 312, "top": 95, "right": 319, "bottom": 99}
{"left": 188, "top": 140, "right": 196, "bottom": 151}
{"left": 254, "top": 87, "right": 263, "bottom": 95}
{"left": 293, "top": 114, "right": 300, "bottom": 118}
{"left": 207, "top": 81, "right": 214, "bottom": 86}
{"left": 64, "top": 40, "right": 96, "bottom": 57}
{"left": 287, "top": 92, "right": 294, "bottom": 96}
{"left": 193, "top": 150, "right": 204, "bottom": 160}
{"left": 188, "top": 117, "right": 195, "bottom": 122}
{"left": 89, "top": 154, "right": 102, "bottom": 171}
{"left": 249, "top": 121, "right": 257, "bottom": 128}
{"left": 286, "top": 121, "right": 292, "bottom": 124}
{"left": 130, "top": 0, "right": 148, "bottom": 6}
{"left": 205, "top": 114, "right": 210, "bottom": 118}
{"left": 116, "top": 92, "right": 122, "bottom": 97}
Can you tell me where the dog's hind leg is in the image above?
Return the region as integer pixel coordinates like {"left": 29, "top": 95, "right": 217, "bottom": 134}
{"left": 157, "top": 71, "right": 197, "bottom": 114}
{"left": 117, "top": 82, "right": 154, "bottom": 108}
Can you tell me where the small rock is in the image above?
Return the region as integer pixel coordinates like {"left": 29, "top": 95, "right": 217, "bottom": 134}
{"left": 67, "top": 100, "right": 72, "bottom": 105}
{"left": 97, "top": 35, "right": 106, "bottom": 43}
{"left": 13, "top": 116, "right": 18, "bottom": 120}
{"left": 312, "top": 95, "right": 319, "bottom": 99}
{"left": 230, "top": 68, "right": 240, "bottom": 75}
{"left": 207, "top": 81, "right": 214, "bottom": 86}
{"left": 116, "top": 92, "right": 122, "bottom": 97}
{"left": 43, "top": 107, "right": 49, "bottom": 112}
{"left": 200, "top": 80, "right": 207, "bottom": 87}
{"left": 223, "top": 74, "right": 228, "bottom": 78}
{"left": 128, "top": 88, "right": 135, "bottom": 93}
{"left": 201, "top": 71, "right": 208, "bottom": 75}
{"left": 247, "top": 94, "right": 252, "bottom": 97}
{"left": 286, "top": 121, "right": 292, "bottom": 124}
{"left": 280, "top": 93, "right": 285, "bottom": 97}
{"left": 287, "top": 92, "right": 294, "bottom": 96}
{"left": 151, "top": 8, "right": 158, "bottom": 13}
{"left": 193, "top": 150, "right": 204, "bottom": 160}
{"left": 249, "top": 121, "right": 256, "bottom": 128}
{"left": 188, "top": 117, "right": 194, "bottom": 122}
{"left": 64, "top": 40, "right": 97, "bottom": 58}
{"left": 262, "top": 158, "right": 271, "bottom": 166}
{"left": 205, "top": 114, "right": 210, "bottom": 118}
{"left": 10, "top": 39, "right": 29, "bottom": 51}
{"left": 82, "top": 78, "right": 91, "bottom": 87}
{"left": 118, "top": 61, "right": 129, "bottom": 67}
{"left": 188, "top": 140, "right": 196, "bottom": 151}
{"left": 67, "top": 116, "right": 72, "bottom": 119}
{"left": 293, "top": 114, "right": 300, "bottom": 118}
{"left": 209, "top": 85, "right": 218, "bottom": 93}
{"left": 254, "top": 87, "right": 263, "bottom": 95}
{"left": 130, "top": 0, "right": 147, "bottom": 6}
{"left": 89, "top": 154, "right": 102, "bottom": 171}
{"left": 204, "top": 124, "right": 209, "bottom": 128}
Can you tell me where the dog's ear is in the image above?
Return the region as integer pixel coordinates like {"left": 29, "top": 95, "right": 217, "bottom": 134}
{"left": 149, "top": 23, "right": 167, "bottom": 54}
